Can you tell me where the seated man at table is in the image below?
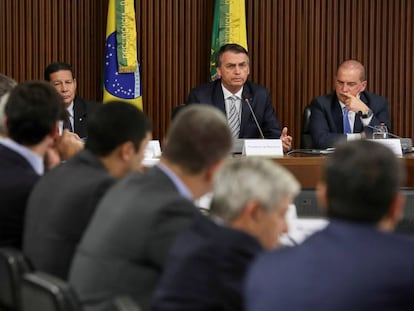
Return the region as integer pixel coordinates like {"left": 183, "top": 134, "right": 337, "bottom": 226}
{"left": 186, "top": 43, "right": 292, "bottom": 152}
{"left": 245, "top": 140, "right": 414, "bottom": 311}
{"left": 151, "top": 157, "right": 300, "bottom": 311}
{"left": 309, "top": 60, "right": 391, "bottom": 149}
{"left": 68, "top": 105, "right": 233, "bottom": 311}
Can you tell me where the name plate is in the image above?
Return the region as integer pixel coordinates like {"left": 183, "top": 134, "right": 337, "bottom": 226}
{"left": 144, "top": 140, "right": 162, "bottom": 158}
{"left": 368, "top": 139, "right": 402, "bottom": 156}
{"left": 242, "top": 139, "right": 283, "bottom": 157}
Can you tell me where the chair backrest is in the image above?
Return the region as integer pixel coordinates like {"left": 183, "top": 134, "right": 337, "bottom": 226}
{"left": 21, "top": 272, "right": 82, "bottom": 311}
{"left": 0, "top": 247, "right": 32, "bottom": 311}
{"left": 301, "top": 105, "right": 314, "bottom": 149}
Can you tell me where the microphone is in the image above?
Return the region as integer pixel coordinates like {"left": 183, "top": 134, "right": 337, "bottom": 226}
{"left": 364, "top": 123, "right": 413, "bottom": 153}
{"left": 243, "top": 95, "right": 265, "bottom": 139}
{"left": 364, "top": 124, "right": 400, "bottom": 138}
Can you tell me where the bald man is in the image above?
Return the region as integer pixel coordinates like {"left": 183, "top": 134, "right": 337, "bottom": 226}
{"left": 309, "top": 60, "right": 391, "bottom": 149}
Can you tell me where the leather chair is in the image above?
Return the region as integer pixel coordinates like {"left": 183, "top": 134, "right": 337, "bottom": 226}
{"left": 301, "top": 105, "right": 314, "bottom": 149}
{"left": 0, "top": 247, "right": 32, "bottom": 311}
{"left": 21, "top": 272, "right": 82, "bottom": 311}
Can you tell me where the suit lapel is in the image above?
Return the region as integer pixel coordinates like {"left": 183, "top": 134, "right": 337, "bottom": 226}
{"left": 73, "top": 97, "right": 87, "bottom": 138}
{"left": 331, "top": 94, "right": 344, "bottom": 133}
{"left": 212, "top": 80, "right": 226, "bottom": 114}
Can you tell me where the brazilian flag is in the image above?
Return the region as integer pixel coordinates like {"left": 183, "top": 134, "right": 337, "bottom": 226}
{"left": 210, "top": 0, "right": 248, "bottom": 81}
{"left": 103, "top": 0, "right": 143, "bottom": 109}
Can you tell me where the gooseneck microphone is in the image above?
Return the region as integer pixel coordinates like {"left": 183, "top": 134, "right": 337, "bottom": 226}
{"left": 364, "top": 124, "right": 400, "bottom": 138}
{"left": 243, "top": 95, "right": 265, "bottom": 139}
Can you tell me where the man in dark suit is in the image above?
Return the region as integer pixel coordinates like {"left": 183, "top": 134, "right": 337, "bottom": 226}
{"left": 68, "top": 105, "right": 233, "bottom": 311}
{"left": 23, "top": 101, "right": 152, "bottom": 280}
{"left": 309, "top": 60, "right": 391, "bottom": 149}
{"left": 152, "top": 157, "right": 300, "bottom": 311}
{"left": 45, "top": 62, "right": 101, "bottom": 139}
{"left": 245, "top": 140, "right": 414, "bottom": 311}
{"left": 0, "top": 81, "right": 64, "bottom": 248}
{"left": 187, "top": 43, "right": 292, "bottom": 152}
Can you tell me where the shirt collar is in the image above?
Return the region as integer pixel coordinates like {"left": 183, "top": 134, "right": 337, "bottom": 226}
{"left": 157, "top": 162, "right": 193, "bottom": 200}
{"left": 66, "top": 101, "right": 74, "bottom": 118}
{"left": 0, "top": 137, "right": 44, "bottom": 175}
{"left": 221, "top": 84, "right": 243, "bottom": 100}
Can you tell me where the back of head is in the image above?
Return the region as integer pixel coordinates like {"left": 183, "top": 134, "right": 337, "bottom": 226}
{"left": 85, "top": 101, "right": 151, "bottom": 156}
{"left": 44, "top": 62, "right": 74, "bottom": 81}
{"left": 324, "top": 140, "right": 404, "bottom": 223}
{"left": 215, "top": 43, "right": 249, "bottom": 68}
{"left": 5, "top": 81, "right": 64, "bottom": 145}
{"left": 162, "top": 104, "right": 232, "bottom": 174}
{"left": 210, "top": 157, "right": 300, "bottom": 222}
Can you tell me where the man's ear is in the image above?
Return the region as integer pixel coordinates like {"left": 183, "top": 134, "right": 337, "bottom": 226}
{"left": 119, "top": 141, "right": 135, "bottom": 161}
{"left": 231, "top": 200, "right": 262, "bottom": 232}
{"left": 388, "top": 192, "right": 405, "bottom": 223}
{"left": 204, "top": 160, "right": 224, "bottom": 183}
{"left": 316, "top": 181, "right": 328, "bottom": 212}
{"left": 360, "top": 80, "right": 367, "bottom": 92}
{"left": 50, "top": 122, "right": 60, "bottom": 139}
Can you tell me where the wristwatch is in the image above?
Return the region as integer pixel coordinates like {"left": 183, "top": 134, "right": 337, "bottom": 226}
{"left": 361, "top": 108, "right": 373, "bottom": 119}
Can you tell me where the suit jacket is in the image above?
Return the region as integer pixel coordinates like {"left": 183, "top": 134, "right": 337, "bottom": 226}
{"left": 245, "top": 220, "right": 414, "bottom": 311}
{"left": 152, "top": 214, "right": 262, "bottom": 311}
{"left": 187, "top": 80, "right": 282, "bottom": 138}
{"left": 68, "top": 166, "right": 200, "bottom": 311}
{"left": 0, "top": 145, "right": 39, "bottom": 249}
{"left": 23, "top": 150, "right": 115, "bottom": 279}
{"left": 309, "top": 91, "right": 391, "bottom": 149}
{"left": 73, "top": 96, "right": 101, "bottom": 139}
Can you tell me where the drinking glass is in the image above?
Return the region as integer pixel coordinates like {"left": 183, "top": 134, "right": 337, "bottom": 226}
{"left": 372, "top": 125, "right": 388, "bottom": 139}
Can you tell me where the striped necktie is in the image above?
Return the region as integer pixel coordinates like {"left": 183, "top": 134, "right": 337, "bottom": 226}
{"left": 228, "top": 96, "right": 240, "bottom": 138}
{"left": 343, "top": 107, "right": 352, "bottom": 134}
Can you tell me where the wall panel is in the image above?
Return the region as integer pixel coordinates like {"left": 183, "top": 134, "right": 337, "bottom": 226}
{"left": 0, "top": 0, "right": 413, "bottom": 144}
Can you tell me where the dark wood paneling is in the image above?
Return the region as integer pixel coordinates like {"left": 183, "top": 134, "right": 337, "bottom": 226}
{"left": 0, "top": 0, "right": 413, "bottom": 144}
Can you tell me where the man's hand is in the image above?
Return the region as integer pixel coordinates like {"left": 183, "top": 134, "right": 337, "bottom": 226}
{"left": 280, "top": 127, "right": 292, "bottom": 153}
{"left": 56, "top": 130, "right": 84, "bottom": 160}
{"left": 342, "top": 93, "right": 368, "bottom": 113}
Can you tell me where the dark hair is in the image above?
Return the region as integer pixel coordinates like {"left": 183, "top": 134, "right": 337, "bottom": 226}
{"left": 85, "top": 101, "right": 152, "bottom": 156}
{"left": 215, "top": 43, "right": 249, "bottom": 68}
{"left": 162, "top": 105, "right": 232, "bottom": 174}
{"left": 44, "top": 62, "right": 75, "bottom": 81}
{"left": 324, "top": 140, "right": 404, "bottom": 224}
{"left": 0, "top": 73, "right": 17, "bottom": 98}
{"left": 5, "top": 81, "right": 64, "bottom": 145}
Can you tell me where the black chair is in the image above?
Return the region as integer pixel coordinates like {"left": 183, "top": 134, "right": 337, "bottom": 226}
{"left": 0, "top": 247, "right": 32, "bottom": 311}
{"left": 301, "top": 105, "right": 314, "bottom": 149}
{"left": 21, "top": 272, "right": 82, "bottom": 311}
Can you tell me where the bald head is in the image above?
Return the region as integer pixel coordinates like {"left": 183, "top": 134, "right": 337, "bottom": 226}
{"left": 337, "top": 60, "right": 366, "bottom": 82}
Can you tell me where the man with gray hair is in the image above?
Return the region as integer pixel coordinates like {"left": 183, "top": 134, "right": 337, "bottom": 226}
{"left": 0, "top": 73, "right": 17, "bottom": 134}
{"left": 152, "top": 157, "right": 300, "bottom": 311}
{"left": 69, "top": 105, "right": 233, "bottom": 311}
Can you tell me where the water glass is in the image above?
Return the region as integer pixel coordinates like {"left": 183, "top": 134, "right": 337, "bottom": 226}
{"left": 372, "top": 125, "right": 388, "bottom": 139}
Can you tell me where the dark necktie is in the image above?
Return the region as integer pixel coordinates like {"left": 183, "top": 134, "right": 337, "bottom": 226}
{"left": 63, "top": 116, "right": 73, "bottom": 132}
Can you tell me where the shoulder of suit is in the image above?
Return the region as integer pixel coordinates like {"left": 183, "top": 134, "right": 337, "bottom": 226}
{"left": 361, "top": 91, "right": 388, "bottom": 104}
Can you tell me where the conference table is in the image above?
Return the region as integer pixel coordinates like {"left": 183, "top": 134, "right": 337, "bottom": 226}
{"left": 272, "top": 152, "right": 414, "bottom": 188}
